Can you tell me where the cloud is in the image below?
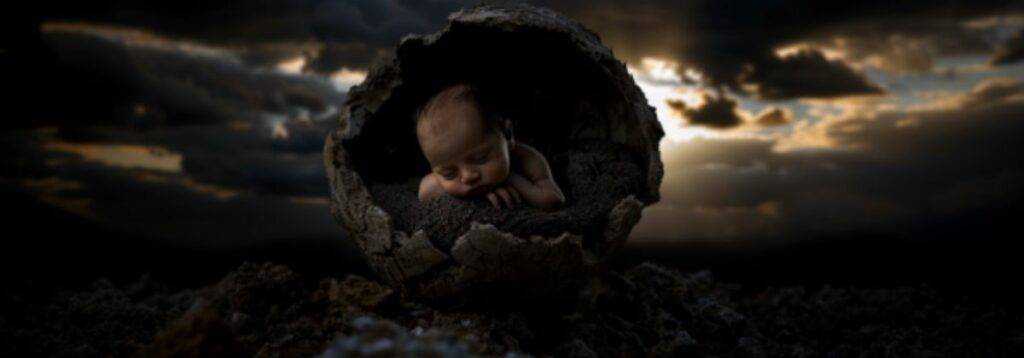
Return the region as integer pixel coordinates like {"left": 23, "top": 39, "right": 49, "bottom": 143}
{"left": 31, "top": 172, "right": 340, "bottom": 248}
{"left": 299, "top": 0, "right": 473, "bottom": 73}
{"left": 29, "top": 0, "right": 467, "bottom": 73}
{"left": 991, "top": 28, "right": 1024, "bottom": 65}
{"left": 42, "top": 142, "right": 183, "bottom": 173}
{"left": 2, "top": 124, "right": 344, "bottom": 247}
{"left": 742, "top": 49, "right": 885, "bottom": 99}
{"left": 665, "top": 98, "right": 687, "bottom": 114}
{"left": 302, "top": 41, "right": 390, "bottom": 74}
{"left": 824, "top": 36, "right": 936, "bottom": 74}
{"left": 958, "top": 77, "right": 1024, "bottom": 107}
{"left": 798, "top": 16, "right": 999, "bottom": 75}
{"left": 909, "top": 77, "right": 1024, "bottom": 111}
{"left": 635, "top": 77, "right": 1024, "bottom": 243}
{"left": 0, "top": 22, "right": 356, "bottom": 246}
{"left": 754, "top": 107, "right": 793, "bottom": 126}
{"left": 668, "top": 93, "right": 746, "bottom": 129}
{"left": 41, "top": 23, "right": 345, "bottom": 126}
{"left": 33, "top": 24, "right": 348, "bottom": 197}
{"left": 29, "top": 0, "right": 1021, "bottom": 100}
{"left": 543, "top": 1, "right": 1020, "bottom": 98}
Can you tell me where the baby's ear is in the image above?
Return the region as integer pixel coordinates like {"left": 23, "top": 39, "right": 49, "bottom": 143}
{"left": 507, "top": 120, "right": 516, "bottom": 147}
{"left": 502, "top": 117, "right": 514, "bottom": 141}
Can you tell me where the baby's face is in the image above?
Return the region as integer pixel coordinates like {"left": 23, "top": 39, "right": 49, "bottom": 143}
{"left": 417, "top": 103, "right": 511, "bottom": 197}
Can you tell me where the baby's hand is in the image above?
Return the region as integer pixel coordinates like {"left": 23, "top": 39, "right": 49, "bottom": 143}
{"left": 485, "top": 182, "right": 522, "bottom": 209}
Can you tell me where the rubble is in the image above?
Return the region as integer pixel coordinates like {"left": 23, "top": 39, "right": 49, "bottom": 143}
{"left": 6, "top": 260, "right": 1023, "bottom": 357}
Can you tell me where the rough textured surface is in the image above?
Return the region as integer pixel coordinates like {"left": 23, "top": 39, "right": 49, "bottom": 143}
{"left": 1, "top": 276, "right": 196, "bottom": 357}
{"left": 369, "top": 140, "right": 643, "bottom": 251}
{"left": 323, "top": 3, "right": 664, "bottom": 301}
{"left": 7, "top": 261, "right": 1024, "bottom": 357}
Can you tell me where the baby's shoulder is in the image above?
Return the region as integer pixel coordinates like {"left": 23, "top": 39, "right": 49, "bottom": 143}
{"left": 511, "top": 143, "right": 546, "bottom": 162}
{"left": 512, "top": 142, "right": 544, "bottom": 156}
{"left": 511, "top": 143, "right": 554, "bottom": 178}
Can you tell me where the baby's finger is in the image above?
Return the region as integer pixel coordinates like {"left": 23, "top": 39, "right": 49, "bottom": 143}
{"left": 487, "top": 192, "right": 501, "bottom": 209}
{"left": 496, "top": 187, "right": 514, "bottom": 208}
{"left": 506, "top": 185, "right": 522, "bottom": 204}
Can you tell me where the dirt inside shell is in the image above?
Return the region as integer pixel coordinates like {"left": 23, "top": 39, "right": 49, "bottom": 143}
{"left": 368, "top": 140, "right": 643, "bottom": 252}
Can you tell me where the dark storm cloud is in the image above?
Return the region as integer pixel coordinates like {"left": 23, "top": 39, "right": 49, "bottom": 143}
{"left": 0, "top": 14, "right": 366, "bottom": 246}
{"left": 301, "top": 0, "right": 472, "bottom": 72}
{"left": 302, "top": 41, "right": 390, "bottom": 74}
{"left": 991, "top": 28, "right": 1024, "bottom": 65}
{"left": 668, "top": 93, "right": 745, "bottom": 129}
{"left": 742, "top": 49, "right": 885, "bottom": 99}
{"left": 31, "top": 0, "right": 468, "bottom": 72}
{"left": 754, "top": 107, "right": 792, "bottom": 127}
{"left": 169, "top": 123, "right": 335, "bottom": 197}
{"left": 0, "top": 8, "right": 366, "bottom": 249}
{"left": 798, "top": 11, "right": 1005, "bottom": 74}
{"left": 0, "top": 131, "right": 342, "bottom": 247}
{"left": 539, "top": 0, "right": 1021, "bottom": 98}
{"left": 638, "top": 77, "right": 1024, "bottom": 242}
{"left": 29, "top": 0, "right": 1022, "bottom": 99}
{"left": 51, "top": 113, "right": 336, "bottom": 198}
{"left": 32, "top": 25, "right": 348, "bottom": 199}
{"left": 955, "top": 77, "right": 1024, "bottom": 107}
{"left": 41, "top": 24, "right": 345, "bottom": 126}
{"left": 665, "top": 99, "right": 686, "bottom": 115}
{"left": 234, "top": 42, "right": 324, "bottom": 70}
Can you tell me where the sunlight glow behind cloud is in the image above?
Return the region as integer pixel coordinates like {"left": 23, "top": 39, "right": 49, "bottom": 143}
{"left": 275, "top": 55, "right": 368, "bottom": 92}
{"left": 44, "top": 142, "right": 183, "bottom": 173}
{"left": 628, "top": 57, "right": 718, "bottom": 142}
{"left": 276, "top": 56, "right": 306, "bottom": 74}
{"left": 330, "top": 67, "right": 368, "bottom": 92}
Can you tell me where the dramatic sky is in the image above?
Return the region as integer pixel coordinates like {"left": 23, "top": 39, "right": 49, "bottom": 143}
{"left": 4, "top": 0, "right": 1024, "bottom": 251}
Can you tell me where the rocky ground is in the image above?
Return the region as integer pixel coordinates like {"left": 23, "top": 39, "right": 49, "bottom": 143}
{"left": 4, "top": 258, "right": 1024, "bottom": 357}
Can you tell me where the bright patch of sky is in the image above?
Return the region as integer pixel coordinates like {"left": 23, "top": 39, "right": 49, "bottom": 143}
{"left": 275, "top": 55, "right": 367, "bottom": 93}
{"left": 628, "top": 58, "right": 746, "bottom": 142}
{"left": 629, "top": 51, "right": 1024, "bottom": 148}
{"left": 44, "top": 141, "right": 183, "bottom": 173}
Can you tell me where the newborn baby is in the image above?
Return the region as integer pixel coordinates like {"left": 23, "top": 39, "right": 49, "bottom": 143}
{"left": 415, "top": 83, "right": 566, "bottom": 211}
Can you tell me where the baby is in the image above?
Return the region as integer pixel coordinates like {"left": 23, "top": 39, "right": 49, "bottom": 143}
{"left": 415, "top": 83, "right": 566, "bottom": 211}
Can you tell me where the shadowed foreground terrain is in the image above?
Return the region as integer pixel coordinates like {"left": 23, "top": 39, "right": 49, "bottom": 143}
{"left": 4, "top": 195, "right": 1024, "bottom": 357}
{"left": 5, "top": 257, "right": 1024, "bottom": 357}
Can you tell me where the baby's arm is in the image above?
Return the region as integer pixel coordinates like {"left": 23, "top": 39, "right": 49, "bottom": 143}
{"left": 507, "top": 144, "right": 566, "bottom": 211}
{"left": 417, "top": 173, "right": 446, "bottom": 202}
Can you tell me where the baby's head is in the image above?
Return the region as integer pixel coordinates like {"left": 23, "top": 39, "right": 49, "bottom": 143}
{"left": 416, "top": 83, "right": 514, "bottom": 197}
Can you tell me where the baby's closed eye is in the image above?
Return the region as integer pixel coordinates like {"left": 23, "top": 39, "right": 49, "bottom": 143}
{"left": 437, "top": 170, "right": 457, "bottom": 180}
